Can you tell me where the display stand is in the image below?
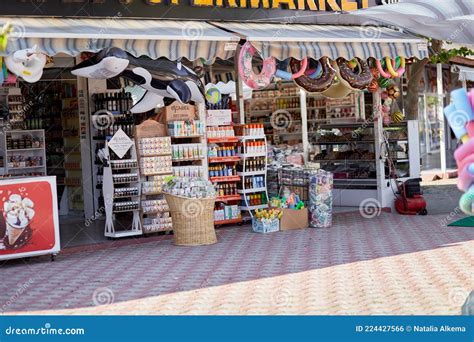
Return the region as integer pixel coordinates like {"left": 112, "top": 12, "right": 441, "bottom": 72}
{"left": 135, "top": 120, "right": 173, "bottom": 234}
{"left": 237, "top": 132, "right": 269, "bottom": 219}
{"left": 0, "top": 130, "right": 47, "bottom": 177}
{"left": 103, "top": 135, "right": 142, "bottom": 238}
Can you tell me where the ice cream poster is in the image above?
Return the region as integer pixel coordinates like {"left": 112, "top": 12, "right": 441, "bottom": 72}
{"left": 0, "top": 177, "right": 60, "bottom": 260}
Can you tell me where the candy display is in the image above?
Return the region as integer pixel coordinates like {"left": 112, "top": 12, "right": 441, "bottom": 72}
{"left": 173, "top": 166, "right": 204, "bottom": 178}
{"left": 444, "top": 88, "right": 474, "bottom": 215}
{"left": 163, "top": 177, "right": 216, "bottom": 199}
{"left": 143, "top": 214, "right": 173, "bottom": 233}
{"left": 140, "top": 156, "right": 172, "bottom": 176}
{"left": 141, "top": 175, "right": 168, "bottom": 195}
{"left": 172, "top": 144, "right": 204, "bottom": 160}
{"left": 138, "top": 137, "right": 172, "bottom": 156}
{"left": 309, "top": 170, "right": 333, "bottom": 228}
{"left": 168, "top": 120, "right": 204, "bottom": 137}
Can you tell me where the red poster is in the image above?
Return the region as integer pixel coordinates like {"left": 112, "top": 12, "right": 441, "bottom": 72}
{"left": 0, "top": 177, "right": 60, "bottom": 260}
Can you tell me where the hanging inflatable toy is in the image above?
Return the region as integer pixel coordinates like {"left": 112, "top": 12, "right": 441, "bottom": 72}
{"left": 391, "top": 111, "right": 405, "bottom": 123}
{"left": 274, "top": 58, "right": 308, "bottom": 80}
{"left": 290, "top": 57, "right": 336, "bottom": 93}
{"left": 238, "top": 42, "right": 276, "bottom": 90}
{"left": 335, "top": 57, "right": 373, "bottom": 90}
{"left": 385, "top": 56, "right": 406, "bottom": 78}
{"left": 367, "top": 67, "right": 380, "bottom": 93}
{"left": 304, "top": 59, "right": 323, "bottom": 79}
{"left": 0, "top": 23, "right": 12, "bottom": 53}
{"left": 320, "top": 60, "right": 353, "bottom": 99}
{"left": 5, "top": 46, "right": 47, "bottom": 83}
{"left": 72, "top": 47, "right": 205, "bottom": 113}
{"left": 378, "top": 77, "right": 392, "bottom": 89}
{"left": 205, "top": 87, "right": 222, "bottom": 104}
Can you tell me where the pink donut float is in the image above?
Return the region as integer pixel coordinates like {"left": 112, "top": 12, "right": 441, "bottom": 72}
{"left": 238, "top": 42, "right": 276, "bottom": 90}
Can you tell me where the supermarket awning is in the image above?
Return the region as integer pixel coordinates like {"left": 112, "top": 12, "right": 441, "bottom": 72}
{"left": 0, "top": 17, "right": 240, "bottom": 60}
{"left": 454, "top": 65, "right": 474, "bottom": 82}
{"left": 211, "top": 22, "right": 429, "bottom": 60}
{"left": 347, "top": 0, "right": 474, "bottom": 45}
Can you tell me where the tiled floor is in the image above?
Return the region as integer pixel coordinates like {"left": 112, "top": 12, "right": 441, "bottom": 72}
{"left": 1, "top": 212, "right": 472, "bottom": 315}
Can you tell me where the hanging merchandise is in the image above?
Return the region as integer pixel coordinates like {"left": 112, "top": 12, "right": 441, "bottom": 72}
{"left": 71, "top": 47, "right": 205, "bottom": 113}
{"left": 387, "top": 84, "right": 401, "bottom": 99}
{"left": 375, "top": 57, "right": 406, "bottom": 79}
{"left": 5, "top": 46, "right": 47, "bottom": 83}
{"left": 367, "top": 65, "right": 380, "bottom": 93}
{"left": 309, "top": 170, "right": 333, "bottom": 228}
{"left": 205, "top": 87, "right": 222, "bottom": 104}
{"left": 335, "top": 57, "right": 373, "bottom": 90}
{"left": 238, "top": 42, "right": 276, "bottom": 90}
{"left": 274, "top": 58, "right": 308, "bottom": 80}
{"left": 290, "top": 57, "right": 336, "bottom": 93}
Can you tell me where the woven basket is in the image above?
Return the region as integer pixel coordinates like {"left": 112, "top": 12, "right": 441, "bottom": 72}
{"left": 164, "top": 193, "right": 217, "bottom": 246}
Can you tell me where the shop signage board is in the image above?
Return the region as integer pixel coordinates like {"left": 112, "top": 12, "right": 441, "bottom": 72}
{"left": 0, "top": 0, "right": 396, "bottom": 21}
{"left": 206, "top": 109, "right": 232, "bottom": 126}
{"left": 165, "top": 102, "right": 196, "bottom": 122}
{"left": 108, "top": 128, "right": 134, "bottom": 159}
{"left": 0, "top": 176, "right": 60, "bottom": 261}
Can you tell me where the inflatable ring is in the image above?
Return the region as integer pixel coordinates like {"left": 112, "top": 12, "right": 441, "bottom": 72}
{"left": 385, "top": 56, "right": 406, "bottom": 77}
{"left": 376, "top": 58, "right": 392, "bottom": 79}
{"left": 336, "top": 57, "right": 373, "bottom": 90}
{"left": 305, "top": 60, "right": 323, "bottom": 79}
{"left": 5, "top": 47, "right": 47, "bottom": 83}
{"left": 275, "top": 58, "right": 308, "bottom": 80}
{"left": 290, "top": 57, "right": 336, "bottom": 93}
{"left": 238, "top": 42, "right": 276, "bottom": 90}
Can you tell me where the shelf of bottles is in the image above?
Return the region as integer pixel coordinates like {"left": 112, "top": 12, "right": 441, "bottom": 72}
{"left": 207, "top": 124, "right": 242, "bottom": 225}
{"left": 102, "top": 138, "right": 142, "bottom": 238}
{"left": 1, "top": 130, "right": 47, "bottom": 178}
{"left": 92, "top": 91, "right": 136, "bottom": 212}
{"left": 137, "top": 136, "right": 173, "bottom": 234}
{"left": 233, "top": 124, "right": 269, "bottom": 218}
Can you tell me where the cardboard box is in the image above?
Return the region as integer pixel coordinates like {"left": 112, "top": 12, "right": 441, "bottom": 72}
{"left": 165, "top": 101, "right": 196, "bottom": 122}
{"left": 280, "top": 208, "right": 308, "bottom": 231}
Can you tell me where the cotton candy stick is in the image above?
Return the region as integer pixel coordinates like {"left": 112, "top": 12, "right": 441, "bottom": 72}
{"left": 444, "top": 103, "right": 470, "bottom": 143}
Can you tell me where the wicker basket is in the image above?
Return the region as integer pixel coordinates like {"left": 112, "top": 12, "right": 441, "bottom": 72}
{"left": 164, "top": 193, "right": 217, "bottom": 246}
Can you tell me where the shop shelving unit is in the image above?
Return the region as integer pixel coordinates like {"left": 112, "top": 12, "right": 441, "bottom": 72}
{"left": 0, "top": 130, "right": 47, "bottom": 177}
{"left": 102, "top": 140, "right": 142, "bottom": 238}
{"left": 136, "top": 129, "right": 173, "bottom": 235}
{"left": 207, "top": 129, "right": 242, "bottom": 226}
{"left": 237, "top": 135, "right": 269, "bottom": 219}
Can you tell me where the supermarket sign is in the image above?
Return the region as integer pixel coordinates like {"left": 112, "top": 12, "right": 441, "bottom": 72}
{"left": 2, "top": 0, "right": 396, "bottom": 21}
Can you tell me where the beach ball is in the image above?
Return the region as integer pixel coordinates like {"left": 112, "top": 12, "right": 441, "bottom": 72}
{"left": 392, "top": 111, "right": 405, "bottom": 123}
{"left": 378, "top": 77, "right": 391, "bottom": 89}
{"left": 206, "top": 87, "right": 221, "bottom": 104}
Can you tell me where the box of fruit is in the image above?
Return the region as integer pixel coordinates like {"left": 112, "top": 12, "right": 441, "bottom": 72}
{"left": 252, "top": 209, "right": 282, "bottom": 234}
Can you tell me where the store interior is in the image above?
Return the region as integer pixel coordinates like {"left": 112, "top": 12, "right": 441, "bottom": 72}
{"left": 0, "top": 47, "right": 423, "bottom": 248}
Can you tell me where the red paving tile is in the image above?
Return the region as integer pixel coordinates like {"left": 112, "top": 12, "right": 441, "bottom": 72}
{"left": 0, "top": 212, "right": 472, "bottom": 315}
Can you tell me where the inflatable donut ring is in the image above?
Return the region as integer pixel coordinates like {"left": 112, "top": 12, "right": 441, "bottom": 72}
{"left": 290, "top": 56, "right": 336, "bottom": 93}
{"left": 275, "top": 58, "right": 308, "bottom": 80}
{"left": 304, "top": 60, "right": 323, "bottom": 79}
{"left": 385, "top": 56, "right": 406, "bottom": 77}
{"left": 336, "top": 57, "right": 373, "bottom": 90}
{"left": 238, "top": 42, "right": 276, "bottom": 90}
{"left": 321, "top": 62, "right": 353, "bottom": 99}
{"left": 376, "top": 58, "right": 392, "bottom": 78}
{"left": 367, "top": 67, "right": 380, "bottom": 93}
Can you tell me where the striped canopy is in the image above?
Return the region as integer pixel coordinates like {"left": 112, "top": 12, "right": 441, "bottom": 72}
{"left": 348, "top": 0, "right": 474, "bottom": 45}
{"left": 212, "top": 22, "right": 429, "bottom": 60}
{"left": 0, "top": 17, "right": 240, "bottom": 60}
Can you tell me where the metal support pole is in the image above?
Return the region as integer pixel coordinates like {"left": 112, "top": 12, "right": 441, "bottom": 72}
{"left": 437, "top": 63, "right": 447, "bottom": 173}
{"left": 234, "top": 45, "right": 245, "bottom": 124}
{"left": 300, "top": 89, "right": 309, "bottom": 163}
